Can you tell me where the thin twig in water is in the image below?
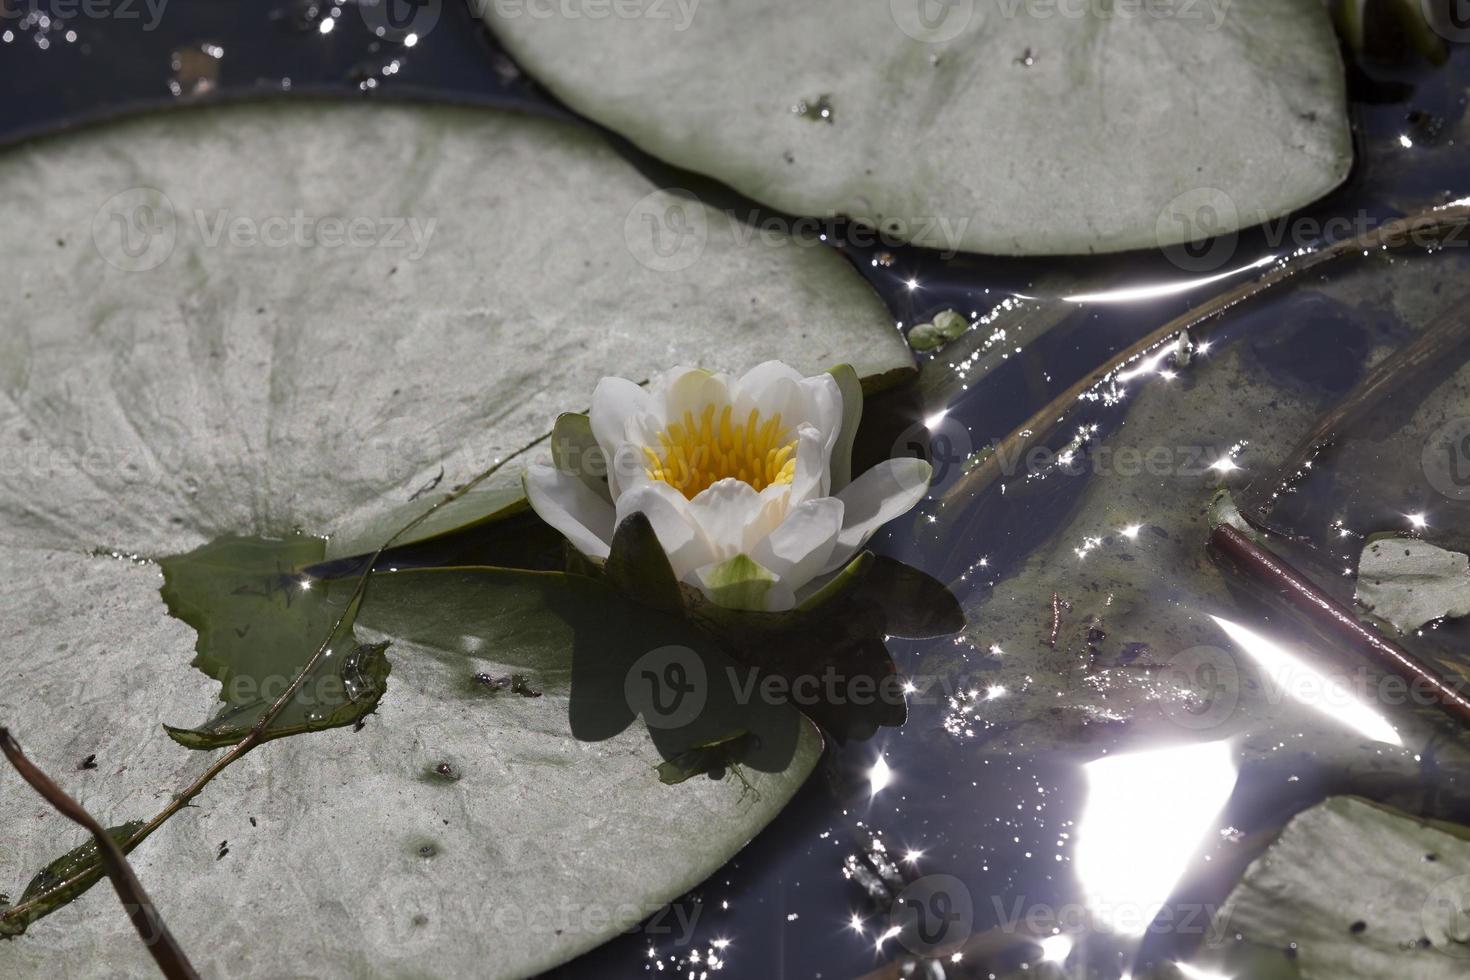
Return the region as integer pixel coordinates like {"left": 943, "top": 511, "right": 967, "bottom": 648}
{"left": 1209, "top": 523, "right": 1470, "bottom": 728}
{"left": 938, "top": 201, "right": 1470, "bottom": 514}
{"left": 0, "top": 729, "right": 200, "bottom": 980}
{"left": 1239, "top": 292, "right": 1470, "bottom": 520}
{"left": 0, "top": 434, "right": 549, "bottom": 932}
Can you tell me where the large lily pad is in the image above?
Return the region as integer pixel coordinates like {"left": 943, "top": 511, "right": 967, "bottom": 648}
{"left": 483, "top": 0, "right": 1350, "bottom": 255}
{"left": 1214, "top": 796, "right": 1470, "bottom": 978}
{"left": 0, "top": 101, "right": 910, "bottom": 975}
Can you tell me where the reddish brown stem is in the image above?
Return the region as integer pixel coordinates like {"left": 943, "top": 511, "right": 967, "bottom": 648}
{"left": 1209, "top": 524, "right": 1470, "bottom": 728}
{"left": 0, "top": 729, "right": 200, "bottom": 980}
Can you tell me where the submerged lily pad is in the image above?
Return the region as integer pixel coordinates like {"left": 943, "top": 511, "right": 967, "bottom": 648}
{"left": 915, "top": 251, "right": 1470, "bottom": 782}
{"left": 484, "top": 0, "right": 1350, "bottom": 254}
{"left": 0, "top": 100, "right": 909, "bottom": 975}
{"left": 0, "top": 823, "right": 146, "bottom": 939}
{"left": 158, "top": 534, "right": 388, "bottom": 750}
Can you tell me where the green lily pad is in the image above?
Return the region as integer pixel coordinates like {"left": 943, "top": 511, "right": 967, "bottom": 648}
{"left": 484, "top": 0, "right": 1350, "bottom": 255}
{"left": 0, "top": 99, "right": 911, "bottom": 975}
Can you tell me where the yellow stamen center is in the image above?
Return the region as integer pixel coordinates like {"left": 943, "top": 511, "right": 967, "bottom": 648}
{"left": 643, "top": 404, "right": 797, "bottom": 499}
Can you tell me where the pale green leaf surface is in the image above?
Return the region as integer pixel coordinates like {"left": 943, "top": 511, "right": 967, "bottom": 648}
{"left": 1218, "top": 796, "right": 1470, "bottom": 979}
{"left": 0, "top": 101, "right": 889, "bottom": 977}
{"left": 1356, "top": 537, "right": 1470, "bottom": 633}
{"left": 485, "top": 0, "right": 1350, "bottom": 255}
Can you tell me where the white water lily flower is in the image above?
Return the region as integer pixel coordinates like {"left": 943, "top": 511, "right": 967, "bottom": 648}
{"left": 524, "top": 361, "right": 932, "bottom": 611}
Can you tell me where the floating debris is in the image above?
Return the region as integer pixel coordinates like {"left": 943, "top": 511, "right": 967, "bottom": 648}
{"left": 427, "top": 761, "right": 462, "bottom": 783}
{"left": 472, "top": 672, "right": 542, "bottom": 698}
{"left": 792, "top": 94, "right": 834, "bottom": 124}
{"left": 908, "top": 309, "right": 969, "bottom": 352}
{"left": 169, "top": 43, "right": 224, "bottom": 99}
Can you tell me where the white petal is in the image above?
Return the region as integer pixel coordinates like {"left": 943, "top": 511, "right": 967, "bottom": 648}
{"left": 590, "top": 377, "right": 650, "bottom": 496}
{"left": 686, "top": 478, "right": 764, "bottom": 558}
{"left": 751, "top": 497, "right": 844, "bottom": 594}
{"left": 590, "top": 377, "right": 650, "bottom": 459}
{"left": 734, "top": 362, "right": 841, "bottom": 442}
{"left": 732, "top": 360, "right": 804, "bottom": 406}
{"left": 787, "top": 423, "right": 831, "bottom": 503}
{"left": 804, "top": 373, "right": 845, "bottom": 455}
{"left": 614, "top": 480, "right": 713, "bottom": 580}
{"left": 523, "top": 464, "right": 614, "bottom": 559}
{"left": 661, "top": 366, "right": 732, "bottom": 423}
{"left": 821, "top": 457, "right": 932, "bottom": 572}
{"left": 736, "top": 375, "right": 805, "bottom": 431}
{"left": 606, "top": 437, "right": 659, "bottom": 501}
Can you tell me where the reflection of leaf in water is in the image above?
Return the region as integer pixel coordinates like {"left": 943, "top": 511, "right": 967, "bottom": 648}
{"left": 686, "top": 553, "right": 965, "bottom": 742}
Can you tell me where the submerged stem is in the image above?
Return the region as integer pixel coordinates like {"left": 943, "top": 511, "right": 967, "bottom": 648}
{"left": 1209, "top": 523, "right": 1470, "bottom": 728}
{"left": 0, "top": 730, "right": 200, "bottom": 980}
{"left": 1239, "top": 292, "right": 1470, "bottom": 520}
{"left": 937, "top": 201, "right": 1470, "bottom": 515}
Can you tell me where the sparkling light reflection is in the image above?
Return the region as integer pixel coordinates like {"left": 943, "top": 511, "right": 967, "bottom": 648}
{"left": 1210, "top": 616, "right": 1402, "bottom": 746}
{"left": 1075, "top": 740, "right": 1238, "bottom": 935}
{"left": 1062, "top": 255, "right": 1275, "bottom": 305}
{"left": 1174, "top": 961, "right": 1232, "bottom": 980}
{"left": 868, "top": 755, "right": 892, "bottom": 797}
{"left": 1038, "top": 933, "right": 1074, "bottom": 964}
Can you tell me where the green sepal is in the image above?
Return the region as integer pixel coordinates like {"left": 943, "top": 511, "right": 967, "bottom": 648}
{"left": 551, "top": 411, "right": 611, "bottom": 502}
{"left": 602, "top": 512, "right": 684, "bottom": 613}
{"left": 827, "top": 363, "right": 863, "bottom": 493}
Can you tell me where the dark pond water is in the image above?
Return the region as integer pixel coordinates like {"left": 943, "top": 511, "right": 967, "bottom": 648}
{"left": 5, "top": 4, "right": 1469, "bottom": 978}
